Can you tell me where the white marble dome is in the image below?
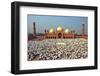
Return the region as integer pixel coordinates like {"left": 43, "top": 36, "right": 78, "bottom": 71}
{"left": 65, "top": 29, "right": 69, "bottom": 33}
{"left": 57, "top": 26, "right": 62, "bottom": 31}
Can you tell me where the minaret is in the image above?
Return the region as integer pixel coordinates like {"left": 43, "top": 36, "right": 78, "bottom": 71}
{"left": 82, "top": 18, "right": 85, "bottom": 35}
{"left": 33, "top": 22, "right": 36, "bottom": 37}
{"left": 44, "top": 29, "right": 47, "bottom": 33}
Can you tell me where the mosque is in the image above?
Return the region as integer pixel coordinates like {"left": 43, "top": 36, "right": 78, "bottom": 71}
{"left": 32, "top": 20, "right": 87, "bottom": 40}
{"left": 44, "top": 26, "right": 76, "bottom": 39}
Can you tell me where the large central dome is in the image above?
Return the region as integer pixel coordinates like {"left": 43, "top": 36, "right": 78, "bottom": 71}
{"left": 57, "top": 26, "right": 62, "bottom": 31}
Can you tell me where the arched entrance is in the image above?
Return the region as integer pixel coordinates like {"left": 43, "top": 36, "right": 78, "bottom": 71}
{"left": 58, "top": 33, "right": 62, "bottom": 38}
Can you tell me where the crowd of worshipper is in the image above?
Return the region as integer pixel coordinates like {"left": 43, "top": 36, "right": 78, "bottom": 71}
{"left": 28, "top": 39, "right": 88, "bottom": 61}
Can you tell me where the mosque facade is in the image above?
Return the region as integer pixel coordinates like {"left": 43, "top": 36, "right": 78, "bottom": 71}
{"left": 44, "top": 26, "right": 76, "bottom": 39}
{"left": 32, "top": 22, "right": 87, "bottom": 40}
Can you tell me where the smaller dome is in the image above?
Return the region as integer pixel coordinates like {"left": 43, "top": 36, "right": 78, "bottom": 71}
{"left": 65, "top": 29, "right": 69, "bottom": 33}
{"left": 49, "top": 28, "right": 54, "bottom": 33}
{"left": 57, "top": 26, "right": 62, "bottom": 31}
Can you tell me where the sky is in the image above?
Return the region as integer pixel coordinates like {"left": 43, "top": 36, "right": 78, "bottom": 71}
{"left": 27, "top": 15, "right": 88, "bottom": 34}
